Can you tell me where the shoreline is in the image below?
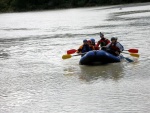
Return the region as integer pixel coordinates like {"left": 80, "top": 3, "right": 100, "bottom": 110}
{"left": 0, "top": 2, "right": 150, "bottom": 14}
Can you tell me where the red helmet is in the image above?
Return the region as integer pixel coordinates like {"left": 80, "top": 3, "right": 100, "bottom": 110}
{"left": 87, "top": 40, "right": 92, "bottom": 43}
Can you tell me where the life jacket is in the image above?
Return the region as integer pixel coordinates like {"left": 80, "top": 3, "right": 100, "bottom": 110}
{"left": 88, "top": 40, "right": 95, "bottom": 50}
{"left": 97, "top": 38, "right": 110, "bottom": 47}
{"left": 89, "top": 45, "right": 95, "bottom": 50}
{"left": 94, "top": 46, "right": 100, "bottom": 50}
{"left": 91, "top": 42, "right": 99, "bottom": 50}
{"left": 109, "top": 42, "right": 121, "bottom": 52}
{"left": 77, "top": 44, "right": 91, "bottom": 53}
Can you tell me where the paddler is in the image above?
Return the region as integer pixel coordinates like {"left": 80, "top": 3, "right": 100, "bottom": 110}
{"left": 101, "top": 37, "right": 124, "bottom": 56}
{"left": 77, "top": 39, "right": 91, "bottom": 54}
{"left": 96, "top": 32, "right": 110, "bottom": 48}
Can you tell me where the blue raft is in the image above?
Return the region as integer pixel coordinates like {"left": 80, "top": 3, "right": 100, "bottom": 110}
{"left": 79, "top": 50, "right": 123, "bottom": 65}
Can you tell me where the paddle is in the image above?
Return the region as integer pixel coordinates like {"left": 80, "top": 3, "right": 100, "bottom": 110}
{"left": 67, "top": 48, "right": 138, "bottom": 54}
{"left": 63, "top": 52, "right": 134, "bottom": 63}
{"left": 62, "top": 53, "right": 85, "bottom": 59}
{"left": 122, "top": 52, "right": 140, "bottom": 58}
{"left": 63, "top": 51, "right": 136, "bottom": 63}
{"left": 124, "top": 48, "right": 138, "bottom": 53}
{"left": 67, "top": 49, "right": 77, "bottom": 54}
{"left": 121, "top": 52, "right": 140, "bottom": 62}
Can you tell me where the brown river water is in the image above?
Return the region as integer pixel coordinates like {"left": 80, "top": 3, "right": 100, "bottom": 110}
{"left": 0, "top": 2, "right": 150, "bottom": 113}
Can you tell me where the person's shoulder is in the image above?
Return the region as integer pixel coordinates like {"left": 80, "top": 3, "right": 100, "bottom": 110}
{"left": 79, "top": 45, "right": 83, "bottom": 48}
{"left": 116, "top": 42, "right": 122, "bottom": 45}
{"left": 99, "top": 39, "right": 103, "bottom": 42}
{"left": 116, "top": 42, "right": 124, "bottom": 47}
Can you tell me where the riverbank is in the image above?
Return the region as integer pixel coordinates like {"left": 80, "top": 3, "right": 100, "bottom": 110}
{"left": 0, "top": 0, "right": 150, "bottom": 13}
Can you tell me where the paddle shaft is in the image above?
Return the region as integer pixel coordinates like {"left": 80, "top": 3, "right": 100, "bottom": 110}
{"left": 122, "top": 56, "right": 134, "bottom": 62}
{"left": 72, "top": 53, "right": 85, "bottom": 56}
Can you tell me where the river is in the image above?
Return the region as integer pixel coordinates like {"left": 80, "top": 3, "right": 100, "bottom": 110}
{"left": 0, "top": 2, "right": 150, "bottom": 113}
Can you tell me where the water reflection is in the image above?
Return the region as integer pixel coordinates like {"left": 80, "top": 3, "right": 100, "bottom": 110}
{"left": 78, "top": 63, "right": 124, "bottom": 82}
{"left": 63, "top": 62, "right": 124, "bottom": 82}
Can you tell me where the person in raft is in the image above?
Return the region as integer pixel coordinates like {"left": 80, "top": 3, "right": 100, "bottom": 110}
{"left": 87, "top": 40, "right": 95, "bottom": 50}
{"left": 90, "top": 38, "right": 99, "bottom": 50}
{"left": 77, "top": 39, "right": 91, "bottom": 54}
{"left": 101, "top": 37, "right": 124, "bottom": 56}
{"left": 96, "top": 32, "right": 110, "bottom": 48}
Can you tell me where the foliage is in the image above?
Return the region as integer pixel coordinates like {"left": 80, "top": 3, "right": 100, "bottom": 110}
{"left": 0, "top": 0, "right": 149, "bottom": 12}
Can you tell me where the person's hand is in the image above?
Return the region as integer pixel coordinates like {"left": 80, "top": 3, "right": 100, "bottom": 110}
{"left": 101, "top": 46, "right": 106, "bottom": 50}
{"left": 115, "top": 51, "right": 119, "bottom": 55}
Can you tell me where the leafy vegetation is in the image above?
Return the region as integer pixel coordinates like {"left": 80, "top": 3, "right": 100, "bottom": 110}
{"left": 0, "top": 0, "right": 149, "bottom": 12}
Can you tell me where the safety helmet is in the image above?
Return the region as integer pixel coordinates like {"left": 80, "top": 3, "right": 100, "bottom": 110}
{"left": 87, "top": 40, "right": 92, "bottom": 43}
{"left": 111, "top": 37, "right": 117, "bottom": 41}
{"left": 90, "top": 38, "right": 95, "bottom": 43}
{"left": 83, "top": 39, "right": 87, "bottom": 43}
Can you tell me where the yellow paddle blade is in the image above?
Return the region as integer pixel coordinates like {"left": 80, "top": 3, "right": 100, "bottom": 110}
{"left": 62, "top": 54, "right": 72, "bottom": 59}
{"left": 130, "top": 53, "right": 140, "bottom": 57}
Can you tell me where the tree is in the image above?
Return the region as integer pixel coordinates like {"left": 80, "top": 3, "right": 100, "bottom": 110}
{"left": 10, "top": 0, "right": 28, "bottom": 10}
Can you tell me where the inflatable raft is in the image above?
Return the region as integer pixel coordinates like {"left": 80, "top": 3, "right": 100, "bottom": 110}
{"left": 79, "top": 50, "right": 123, "bottom": 65}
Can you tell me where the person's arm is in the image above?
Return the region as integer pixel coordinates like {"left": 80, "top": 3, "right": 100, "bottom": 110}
{"left": 116, "top": 43, "right": 124, "bottom": 52}
{"left": 106, "top": 39, "right": 110, "bottom": 44}
{"left": 91, "top": 45, "right": 95, "bottom": 50}
{"left": 113, "top": 43, "right": 124, "bottom": 55}
{"left": 77, "top": 45, "right": 83, "bottom": 53}
{"left": 101, "top": 43, "right": 110, "bottom": 50}
{"left": 105, "top": 43, "right": 110, "bottom": 48}
{"left": 96, "top": 40, "right": 100, "bottom": 47}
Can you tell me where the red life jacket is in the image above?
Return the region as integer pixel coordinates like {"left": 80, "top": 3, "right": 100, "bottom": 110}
{"left": 97, "top": 38, "right": 110, "bottom": 47}
{"left": 109, "top": 42, "right": 120, "bottom": 52}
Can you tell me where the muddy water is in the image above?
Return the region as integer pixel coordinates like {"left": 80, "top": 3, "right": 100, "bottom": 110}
{"left": 0, "top": 3, "right": 150, "bottom": 113}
